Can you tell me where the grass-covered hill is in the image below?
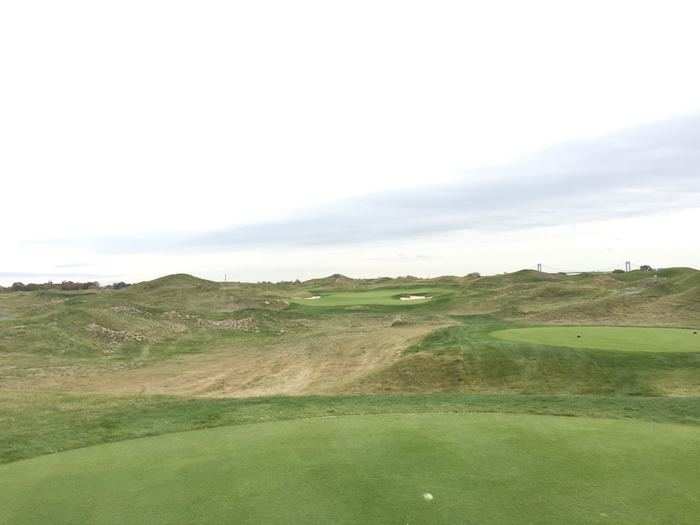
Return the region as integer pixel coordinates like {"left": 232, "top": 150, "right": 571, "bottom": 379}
{"left": 1, "top": 268, "right": 699, "bottom": 523}
{"left": 1, "top": 268, "right": 698, "bottom": 394}
{"left": 1, "top": 267, "right": 699, "bottom": 462}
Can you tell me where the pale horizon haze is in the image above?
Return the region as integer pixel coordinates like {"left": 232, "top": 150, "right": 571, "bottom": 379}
{"left": 2, "top": 1, "right": 699, "bottom": 285}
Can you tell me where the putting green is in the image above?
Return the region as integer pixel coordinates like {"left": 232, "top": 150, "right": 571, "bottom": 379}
{"left": 1, "top": 413, "right": 699, "bottom": 524}
{"left": 492, "top": 326, "right": 700, "bottom": 353}
{"left": 292, "top": 288, "right": 439, "bottom": 306}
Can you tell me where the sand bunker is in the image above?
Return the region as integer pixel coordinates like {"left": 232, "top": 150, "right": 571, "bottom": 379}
{"left": 400, "top": 295, "right": 431, "bottom": 301}
{"left": 305, "top": 296, "right": 322, "bottom": 300}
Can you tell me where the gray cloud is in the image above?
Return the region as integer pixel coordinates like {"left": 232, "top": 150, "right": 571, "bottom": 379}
{"left": 97, "top": 115, "right": 700, "bottom": 253}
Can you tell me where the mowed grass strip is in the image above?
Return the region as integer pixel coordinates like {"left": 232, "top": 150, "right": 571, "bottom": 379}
{"left": 291, "top": 288, "right": 441, "bottom": 306}
{"left": 3, "top": 392, "right": 700, "bottom": 465}
{"left": 492, "top": 326, "right": 700, "bottom": 353}
{"left": 1, "top": 413, "right": 699, "bottom": 525}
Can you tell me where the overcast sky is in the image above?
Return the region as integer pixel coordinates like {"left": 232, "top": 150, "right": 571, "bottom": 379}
{"left": 1, "top": 1, "right": 699, "bottom": 284}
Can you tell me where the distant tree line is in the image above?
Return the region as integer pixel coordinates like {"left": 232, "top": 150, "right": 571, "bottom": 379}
{"left": 0, "top": 281, "right": 131, "bottom": 293}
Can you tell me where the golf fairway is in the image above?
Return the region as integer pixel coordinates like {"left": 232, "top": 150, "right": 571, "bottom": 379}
{"left": 492, "top": 326, "right": 700, "bottom": 353}
{"left": 1, "top": 413, "right": 699, "bottom": 524}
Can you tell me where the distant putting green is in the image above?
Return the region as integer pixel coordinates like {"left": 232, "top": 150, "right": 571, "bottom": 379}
{"left": 292, "top": 288, "right": 440, "bottom": 306}
{"left": 1, "top": 413, "right": 699, "bottom": 524}
{"left": 493, "top": 326, "right": 700, "bottom": 353}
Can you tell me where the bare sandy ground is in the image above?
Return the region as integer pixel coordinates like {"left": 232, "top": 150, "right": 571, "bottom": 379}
{"left": 400, "top": 295, "right": 431, "bottom": 301}
{"left": 3, "top": 320, "right": 445, "bottom": 398}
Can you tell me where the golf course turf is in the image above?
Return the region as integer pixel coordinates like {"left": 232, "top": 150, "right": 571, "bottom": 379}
{"left": 492, "top": 326, "right": 700, "bottom": 353}
{"left": 1, "top": 413, "right": 699, "bottom": 525}
{"left": 3, "top": 269, "right": 700, "bottom": 523}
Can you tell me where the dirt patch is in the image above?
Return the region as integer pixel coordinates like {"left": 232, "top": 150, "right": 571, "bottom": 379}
{"left": 161, "top": 311, "right": 256, "bottom": 330}
{"left": 43, "top": 319, "right": 446, "bottom": 398}
{"left": 162, "top": 311, "right": 198, "bottom": 321}
{"left": 85, "top": 323, "right": 146, "bottom": 343}
{"left": 196, "top": 317, "right": 257, "bottom": 331}
{"left": 111, "top": 305, "right": 145, "bottom": 315}
{"left": 161, "top": 321, "right": 189, "bottom": 334}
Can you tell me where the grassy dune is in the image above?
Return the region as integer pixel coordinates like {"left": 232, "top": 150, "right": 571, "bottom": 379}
{"left": 1, "top": 268, "right": 699, "bottom": 398}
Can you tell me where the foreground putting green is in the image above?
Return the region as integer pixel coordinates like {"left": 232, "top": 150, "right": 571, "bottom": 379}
{"left": 492, "top": 326, "right": 700, "bottom": 353}
{"left": 292, "top": 288, "right": 439, "bottom": 306}
{"left": 1, "top": 413, "right": 699, "bottom": 524}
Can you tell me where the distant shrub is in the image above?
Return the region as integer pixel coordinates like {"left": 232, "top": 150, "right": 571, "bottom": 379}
{"left": 59, "top": 281, "right": 98, "bottom": 291}
{"left": 467, "top": 272, "right": 481, "bottom": 278}
{"left": 612, "top": 269, "right": 625, "bottom": 274}
{"left": 7, "top": 281, "right": 100, "bottom": 292}
{"left": 640, "top": 265, "right": 654, "bottom": 272}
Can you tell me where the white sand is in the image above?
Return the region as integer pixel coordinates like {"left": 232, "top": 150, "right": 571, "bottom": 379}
{"left": 400, "top": 295, "right": 431, "bottom": 301}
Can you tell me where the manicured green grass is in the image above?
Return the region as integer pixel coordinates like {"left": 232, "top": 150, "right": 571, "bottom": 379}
{"left": 1, "top": 413, "right": 699, "bottom": 524}
{"left": 493, "top": 326, "right": 700, "bottom": 353}
{"left": 404, "top": 316, "right": 700, "bottom": 395}
{"left": 4, "top": 392, "right": 700, "bottom": 465}
{"left": 291, "top": 288, "right": 441, "bottom": 306}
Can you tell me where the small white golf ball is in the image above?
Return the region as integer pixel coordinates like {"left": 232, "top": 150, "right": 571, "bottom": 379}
{"left": 423, "top": 493, "right": 434, "bottom": 501}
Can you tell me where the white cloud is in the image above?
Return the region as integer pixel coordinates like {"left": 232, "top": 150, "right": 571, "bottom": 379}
{"left": 1, "top": 1, "right": 699, "bottom": 283}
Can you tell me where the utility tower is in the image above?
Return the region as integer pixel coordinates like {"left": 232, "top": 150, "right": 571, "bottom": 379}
{"left": 537, "top": 263, "right": 542, "bottom": 272}
{"left": 625, "top": 261, "right": 631, "bottom": 272}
